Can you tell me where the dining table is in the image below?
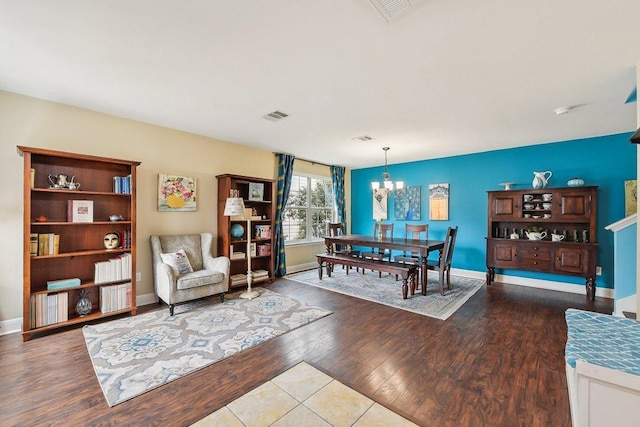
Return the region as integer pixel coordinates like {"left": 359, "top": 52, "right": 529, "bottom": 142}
{"left": 324, "top": 234, "right": 445, "bottom": 295}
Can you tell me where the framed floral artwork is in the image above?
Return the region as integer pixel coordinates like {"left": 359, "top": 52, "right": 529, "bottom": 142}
{"left": 158, "top": 174, "right": 197, "bottom": 212}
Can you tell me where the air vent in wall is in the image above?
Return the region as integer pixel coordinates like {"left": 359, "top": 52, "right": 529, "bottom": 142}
{"left": 352, "top": 135, "right": 374, "bottom": 142}
{"left": 261, "top": 110, "right": 289, "bottom": 122}
{"left": 368, "top": 0, "right": 424, "bottom": 22}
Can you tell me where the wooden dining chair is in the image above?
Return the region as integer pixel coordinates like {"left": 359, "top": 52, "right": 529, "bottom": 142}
{"left": 426, "top": 226, "right": 458, "bottom": 295}
{"left": 361, "top": 223, "right": 393, "bottom": 277}
{"left": 327, "top": 222, "right": 360, "bottom": 273}
{"left": 394, "top": 223, "right": 428, "bottom": 285}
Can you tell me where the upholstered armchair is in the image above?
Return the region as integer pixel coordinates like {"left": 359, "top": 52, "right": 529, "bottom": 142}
{"left": 150, "top": 233, "right": 230, "bottom": 315}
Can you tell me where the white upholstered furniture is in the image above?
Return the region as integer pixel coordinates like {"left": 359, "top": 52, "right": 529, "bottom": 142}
{"left": 150, "top": 233, "right": 230, "bottom": 315}
{"left": 565, "top": 309, "right": 640, "bottom": 427}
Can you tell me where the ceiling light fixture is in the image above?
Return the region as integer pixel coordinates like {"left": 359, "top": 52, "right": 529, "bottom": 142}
{"left": 554, "top": 107, "right": 571, "bottom": 115}
{"left": 371, "top": 147, "right": 404, "bottom": 195}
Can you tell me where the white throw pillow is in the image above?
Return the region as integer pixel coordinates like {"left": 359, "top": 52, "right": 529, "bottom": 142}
{"left": 160, "top": 249, "right": 194, "bottom": 276}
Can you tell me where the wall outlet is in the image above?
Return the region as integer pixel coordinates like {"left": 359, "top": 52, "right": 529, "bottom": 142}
{"left": 596, "top": 266, "right": 602, "bottom": 276}
{"left": 136, "top": 272, "right": 142, "bottom": 281}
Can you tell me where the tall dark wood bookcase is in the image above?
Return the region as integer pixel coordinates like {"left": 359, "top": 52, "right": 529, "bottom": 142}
{"left": 19, "top": 146, "right": 140, "bottom": 341}
{"left": 486, "top": 186, "right": 598, "bottom": 300}
{"left": 216, "top": 174, "right": 275, "bottom": 289}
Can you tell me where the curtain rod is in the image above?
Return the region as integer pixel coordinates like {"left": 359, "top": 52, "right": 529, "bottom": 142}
{"left": 273, "top": 152, "right": 334, "bottom": 168}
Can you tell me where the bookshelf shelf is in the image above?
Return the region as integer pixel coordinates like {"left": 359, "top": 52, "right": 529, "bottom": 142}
{"left": 18, "top": 146, "right": 140, "bottom": 341}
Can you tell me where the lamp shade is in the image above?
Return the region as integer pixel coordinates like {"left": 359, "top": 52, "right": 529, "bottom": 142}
{"left": 223, "top": 197, "right": 246, "bottom": 217}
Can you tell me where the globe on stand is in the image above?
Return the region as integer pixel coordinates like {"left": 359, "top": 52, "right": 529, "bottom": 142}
{"left": 230, "top": 223, "right": 245, "bottom": 238}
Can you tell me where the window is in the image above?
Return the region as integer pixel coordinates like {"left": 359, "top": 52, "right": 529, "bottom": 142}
{"left": 283, "top": 174, "right": 334, "bottom": 244}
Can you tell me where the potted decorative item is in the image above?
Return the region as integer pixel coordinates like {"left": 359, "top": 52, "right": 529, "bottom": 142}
{"left": 76, "top": 289, "right": 92, "bottom": 316}
{"left": 525, "top": 225, "right": 547, "bottom": 240}
{"left": 567, "top": 177, "right": 585, "bottom": 187}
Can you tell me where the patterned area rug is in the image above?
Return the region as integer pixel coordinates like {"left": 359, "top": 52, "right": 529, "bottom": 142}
{"left": 83, "top": 288, "right": 331, "bottom": 407}
{"left": 286, "top": 269, "right": 484, "bottom": 320}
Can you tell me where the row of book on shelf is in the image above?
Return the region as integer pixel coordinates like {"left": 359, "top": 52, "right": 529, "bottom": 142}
{"left": 31, "top": 292, "right": 68, "bottom": 328}
{"left": 113, "top": 174, "right": 132, "bottom": 194}
{"left": 230, "top": 243, "right": 271, "bottom": 259}
{"left": 95, "top": 252, "right": 132, "bottom": 284}
{"left": 100, "top": 282, "right": 132, "bottom": 313}
{"left": 30, "top": 233, "right": 60, "bottom": 256}
{"left": 30, "top": 230, "right": 132, "bottom": 256}
{"left": 30, "top": 282, "right": 133, "bottom": 328}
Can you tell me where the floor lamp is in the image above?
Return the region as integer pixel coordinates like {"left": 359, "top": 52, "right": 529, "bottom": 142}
{"left": 223, "top": 195, "right": 260, "bottom": 299}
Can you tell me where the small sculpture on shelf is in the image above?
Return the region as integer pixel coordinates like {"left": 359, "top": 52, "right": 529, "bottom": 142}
{"left": 75, "top": 289, "right": 92, "bottom": 316}
{"left": 103, "top": 231, "right": 120, "bottom": 250}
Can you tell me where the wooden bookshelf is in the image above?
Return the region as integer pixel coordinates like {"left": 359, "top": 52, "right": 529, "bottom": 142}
{"left": 18, "top": 146, "right": 140, "bottom": 341}
{"left": 216, "top": 174, "right": 275, "bottom": 289}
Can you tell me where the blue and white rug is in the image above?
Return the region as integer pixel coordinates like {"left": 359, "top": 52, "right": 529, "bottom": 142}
{"left": 286, "top": 269, "right": 484, "bottom": 320}
{"left": 83, "top": 288, "right": 331, "bottom": 406}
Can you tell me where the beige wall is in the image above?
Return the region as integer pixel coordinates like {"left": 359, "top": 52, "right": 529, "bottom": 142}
{"left": 0, "top": 90, "right": 349, "bottom": 325}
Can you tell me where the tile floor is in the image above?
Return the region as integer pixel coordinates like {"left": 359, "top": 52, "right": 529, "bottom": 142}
{"left": 191, "top": 362, "right": 417, "bottom": 427}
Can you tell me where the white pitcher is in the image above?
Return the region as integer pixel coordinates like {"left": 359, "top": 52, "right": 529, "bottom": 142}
{"left": 532, "top": 171, "right": 552, "bottom": 189}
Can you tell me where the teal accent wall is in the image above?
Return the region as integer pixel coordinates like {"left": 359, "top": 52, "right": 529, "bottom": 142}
{"left": 351, "top": 133, "right": 636, "bottom": 290}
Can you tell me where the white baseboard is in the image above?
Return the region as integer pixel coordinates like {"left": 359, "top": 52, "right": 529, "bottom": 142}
{"left": 614, "top": 294, "right": 637, "bottom": 317}
{"left": 0, "top": 292, "right": 159, "bottom": 337}
{"left": 287, "top": 263, "right": 614, "bottom": 300}
{"left": 0, "top": 317, "right": 22, "bottom": 336}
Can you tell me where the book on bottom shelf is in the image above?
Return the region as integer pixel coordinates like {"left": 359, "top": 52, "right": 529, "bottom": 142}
{"left": 231, "top": 273, "right": 247, "bottom": 282}
{"left": 31, "top": 292, "right": 68, "bottom": 328}
{"left": 100, "top": 282, "right": 132, "bottom": 313}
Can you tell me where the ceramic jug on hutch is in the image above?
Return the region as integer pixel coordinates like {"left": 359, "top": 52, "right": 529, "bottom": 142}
{"left": 532, "top": 171, "right": 552, "bottom": 189}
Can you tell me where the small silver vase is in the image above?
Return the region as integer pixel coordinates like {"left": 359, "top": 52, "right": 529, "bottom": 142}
{"left": 76, "top": 289, "right": 92, "bottom": 316}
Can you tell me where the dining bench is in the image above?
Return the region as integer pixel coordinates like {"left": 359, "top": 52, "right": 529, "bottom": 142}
{"left": 315, "top": 253, "right": 418, "bottom": 299}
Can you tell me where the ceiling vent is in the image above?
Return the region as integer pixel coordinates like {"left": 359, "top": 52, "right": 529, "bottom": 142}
{"left": 352, "top": 135, "right": 374, "bottom": 142}
{"left": 368, "top": 0, "right": 424, "bottom": 22}
{"left": 261, "top": 110, "right": 289, "bottom": 122}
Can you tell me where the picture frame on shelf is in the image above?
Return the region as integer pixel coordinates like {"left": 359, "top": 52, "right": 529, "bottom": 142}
{"left": 248, "top": 182, "right": 264, "bottom": 201}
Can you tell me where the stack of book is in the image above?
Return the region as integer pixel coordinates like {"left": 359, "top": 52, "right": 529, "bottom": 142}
{"left": 94, "top": 253, "right": 132, "bottom": 284}
{"left": 230, "top": 251, "right": 245, "bottom": 259}
{"left": 31, "top": 292, "right": 68, "bottom": 327}
{"left": 257, "top": 244, "right": 271, "bottom": 256}
{"left": 252, "top": 269, "right": 269, "bottom": 281}
{"left": 31, "top": 233, "right": 60, "bottom": 256}
{"left": 100, "top": 282, "right": 132, "bottom": 313}
{"left": 230, "top": 273, "right": 247, "bottom": 283}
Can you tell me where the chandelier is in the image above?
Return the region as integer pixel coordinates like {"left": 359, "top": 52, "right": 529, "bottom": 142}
{"left": 371, "top": 147, "right": 404, "bottom": 194}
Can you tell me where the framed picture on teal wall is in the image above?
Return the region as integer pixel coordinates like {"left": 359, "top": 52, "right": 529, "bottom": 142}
{"left": 429, "top": 183, "right": 449, "bottom": 220}
{"left": 373, "top": 188, "right": 388, "bottom": 220}
{"left": 394, "top": 185, "right": 421, "bottom": 220}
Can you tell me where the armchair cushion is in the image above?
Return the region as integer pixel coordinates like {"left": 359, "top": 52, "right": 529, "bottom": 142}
{"left": 160, "top": 249, "right": 194, "bottom": 276}
{"left": 177, "top": 270, "right": 225, "bottom": 290}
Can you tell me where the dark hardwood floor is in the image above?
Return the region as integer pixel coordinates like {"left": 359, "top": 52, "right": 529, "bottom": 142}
{"left": 0, "top": 277, "right": 612, "bottom": 426}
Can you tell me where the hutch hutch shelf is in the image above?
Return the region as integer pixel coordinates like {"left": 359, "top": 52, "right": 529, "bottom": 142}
{"left": 486, "top": 186, "right": 598, "bottom": 300}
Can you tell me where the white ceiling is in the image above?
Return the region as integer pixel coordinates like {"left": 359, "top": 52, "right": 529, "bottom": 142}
{"left": 1, "top": 0, "right": 639, "bottom": 169}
